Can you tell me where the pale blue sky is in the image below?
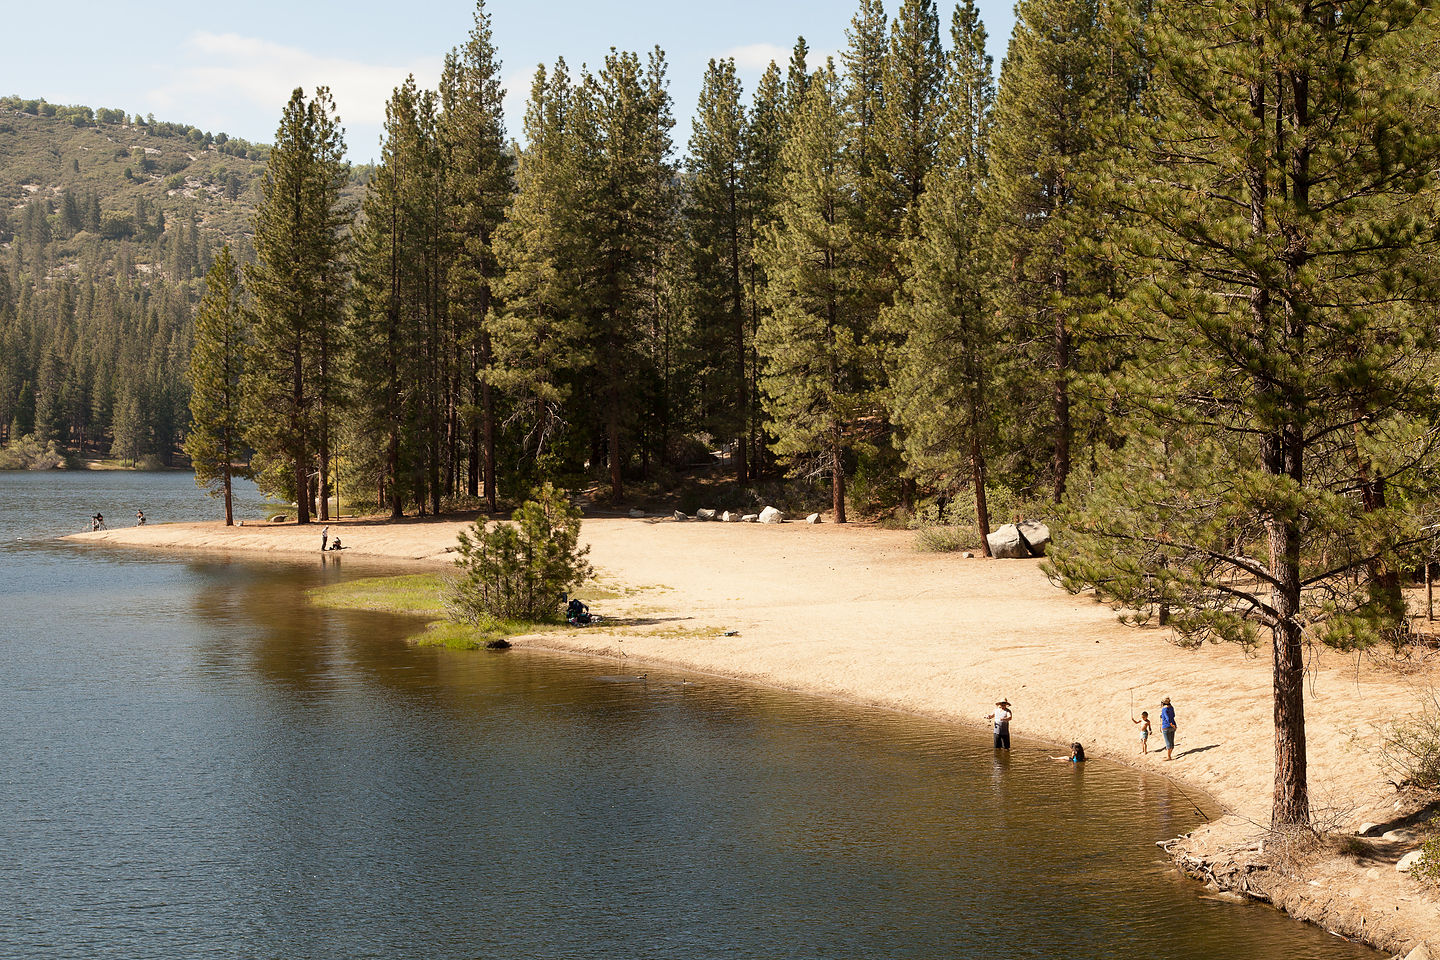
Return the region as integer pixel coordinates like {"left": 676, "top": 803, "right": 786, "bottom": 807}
{"left": 6, "top": 0, "right": 1015, "bottom": 162}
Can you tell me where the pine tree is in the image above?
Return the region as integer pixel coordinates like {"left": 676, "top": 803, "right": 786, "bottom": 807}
{"left": 686, "top": 57, "right": 750, "bottom": 481}
{"left": 887, "top": 0, "right": 996, "bottom": 552}
{"left": 243, "top": 87, "right": 350, "bottom": 524}
{"left": 756, "top": 65, "right": 867, "bottom": 522}
{"left": 491, "top": 60, "right": 594, "bottom": 480}
{"left": 440, "top": 0, "right": 513, "bottom": 510}
{"left": 185, "top": 245, "right": 248, "bottom": 524}
{"left": 1048, "top": 0, "right": 1440, "bottom": 828}
{"left": 350, "top": 78, "right": 444, "bottom": 518}
{"left": 571, "top": 48, "right": 677, "bottom": 500}
{"left": 983, "top": 0, "right": 1121, "bottom": 503}
{"left": 740, "top": 62, "right": 788, "bottom": 476}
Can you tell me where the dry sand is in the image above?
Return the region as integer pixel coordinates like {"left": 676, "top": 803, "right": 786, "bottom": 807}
{"left": 72, "top": 512, "right": 1440, "bottom": 953}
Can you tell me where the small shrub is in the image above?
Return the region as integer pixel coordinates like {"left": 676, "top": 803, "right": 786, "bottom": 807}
{"left": 1379, "top": 688, "right": 1440, "bottom": 790}
{"left": 1411, "top": 818, "right": 1440, "bottom": 882}
{"left": 915, "top": 525, "right": 972, "bottom": 552}
{"left": 447, "top": 483, "right": 593, "bottom": 624}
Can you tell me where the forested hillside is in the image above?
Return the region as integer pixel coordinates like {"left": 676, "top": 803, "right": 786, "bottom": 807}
{"left": 0, "top": 98, "right": 294, "bottom": 465}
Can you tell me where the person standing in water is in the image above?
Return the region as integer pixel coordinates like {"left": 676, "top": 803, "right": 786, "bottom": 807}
{"left": 985, "top": 699, "right": 1012, "bottom": 750}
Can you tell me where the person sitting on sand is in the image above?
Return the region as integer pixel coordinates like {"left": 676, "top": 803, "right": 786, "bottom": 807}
{"left": 985, "top": 699, "right": 1012, "bottom": 750}
{"left": 1134, "top": 710, "right": 1151, "bottom": 754}
{"left": 1051, "top": 742, "right": 1086, "bottom": 763}
{"left": 566, "top": 597, "right": 591, "bottom": 625}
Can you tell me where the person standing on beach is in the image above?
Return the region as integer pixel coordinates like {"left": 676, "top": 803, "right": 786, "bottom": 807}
{"left": 1134, "top": 710, "right": 1151, "bottom": 754}
{"left": 1159, "top": 698, "right": 1177, "bottom": 760}
{"left": 321, "top": 526, "right": 329, "bottom": 552}
{"left": 985, "top": 699, "right": 1012, "bottom": 750}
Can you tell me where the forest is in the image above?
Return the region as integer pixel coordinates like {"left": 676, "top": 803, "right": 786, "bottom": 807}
{"left": 9, "top": 0, "right": 1440, "bottom": 825}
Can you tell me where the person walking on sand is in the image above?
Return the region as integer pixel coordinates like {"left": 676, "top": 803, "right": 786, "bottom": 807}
{"left": 321, "top": 526, "right": 329, "bottom": 552}
{"left": 1159, "top": 697, "right": 1177, "bottom": 760}
{"left": 985, "top": 699, "right": 1012, "bottom": 750}
{"left": 1134, "top": 710, "right": 1152, "bottom": 754}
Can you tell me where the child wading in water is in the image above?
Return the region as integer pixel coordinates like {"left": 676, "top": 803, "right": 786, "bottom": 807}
{"left": 1134, "top": 710, "right": 1151, "bottom": 754}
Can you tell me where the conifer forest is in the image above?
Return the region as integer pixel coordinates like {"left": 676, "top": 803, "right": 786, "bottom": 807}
{"left": 6, "top": 0, "right": 1440, "bottom": 824}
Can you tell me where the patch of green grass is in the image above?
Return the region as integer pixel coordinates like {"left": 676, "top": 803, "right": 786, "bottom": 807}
{"left": 307, "top": 573, "right": 450, "bottom": 616}
{"left": 415, "top": 615, "right": 565, "bottom": 650}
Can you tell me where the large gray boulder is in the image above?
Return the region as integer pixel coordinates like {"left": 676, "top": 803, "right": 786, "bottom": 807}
{"left": 721, "top": 511, "right": 738, "bottom": 523}
{"left": 696, "top": 508, "right": 718, "bottom": 521}
{"left": 672, "top": 510, "right": 690, "bottom": 522}
{"left": 759, "top": 506, "right": 785, "bottom": 524}
{"left": 1017, "top": 520, "right": 1052, "bottom": 555}
{"left": 986, "top": 523, "right": 1030, "bottom": 559}
{"left": 805, "top": 513, "right": 821, "bottom": 524}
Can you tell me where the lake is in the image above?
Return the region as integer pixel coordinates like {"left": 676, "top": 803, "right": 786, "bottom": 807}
{"left": 0, "top": 471, "right": 1378, "bottom": 959}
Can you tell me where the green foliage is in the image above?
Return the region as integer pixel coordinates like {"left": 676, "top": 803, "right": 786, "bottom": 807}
{"left": 447, "top": 483, "right": 593, "bottom": 623}
{"left": 756, "top": 64, "right": 871, "bottom": 523}
{"left": 0, "top": 434, "right": 73, "bottom": 469}
{"left": 1380, "top": 689, "right": 1440, "bottom": 792}
{"left": 243, "top": 87, "right": 349, "bottom": 524}
{"left": 1411, "top": 819, "right": 1440, "bottom": 884}
{"left": 186, "top": 246, "right": 249, "bottom": 522}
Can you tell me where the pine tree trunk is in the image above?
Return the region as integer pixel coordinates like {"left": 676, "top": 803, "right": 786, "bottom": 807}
{"left": 1269, "top": 512, "right": 1309, "bottom": 827}
{"left": 970, "top": 402, "right": 991, "bottom": 557}
{"left": 482, "top": 333, "right": 497, "bottom": 512}
{"left": 223, "top": 470, "right": 233, "bottom": 527}
{"left": 1051, "top": 307, "right": 1071, "bottom": 505}
{"left": 832, "top": 437, "right": 847, "bottom": 524}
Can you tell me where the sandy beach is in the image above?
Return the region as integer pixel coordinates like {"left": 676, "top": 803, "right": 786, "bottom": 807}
{"left": 72, "top": 512, "right": 1440, "bottom": 954}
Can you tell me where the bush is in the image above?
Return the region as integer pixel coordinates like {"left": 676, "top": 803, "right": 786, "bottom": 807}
{"left": 1379, "top": 688, "right": 1440, "bottom": 790}
{"left": 1411, "top": 818, "right": 1440, "bottom": 882}
{"left": 446, "top": 483, "right": 593, "bottom": 624}
{"left": 0, "top": 435, "right": 72, "bottom": 470}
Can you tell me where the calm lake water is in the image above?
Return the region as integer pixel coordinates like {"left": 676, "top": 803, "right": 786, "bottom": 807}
{"left": 0, "top": 471, "right": 1378, "bottom": 959}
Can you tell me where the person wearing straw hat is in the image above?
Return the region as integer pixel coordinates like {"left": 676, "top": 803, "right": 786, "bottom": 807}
{"left": 985, "top": 699, "right": 1013, "bottom": 750}
{"left": 1159, "top": 697, "right": 1178, "bottom": 760}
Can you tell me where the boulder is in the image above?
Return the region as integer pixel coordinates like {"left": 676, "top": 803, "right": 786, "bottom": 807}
{"left": 741, "top": 514, "right": 759, "bottom": 523}
{"left": 986, "top": 523, "right": 1031, "bottom": 559}
{"left": 628, "top": 508, "right": 645, "bottom": 518}
{"left": 721, "top": 511, "right": 738, "bottom": 522}
{"left": 1404, "top": 942, "right": 1432, "bottom": 960}
{"left": 1397, "top": 849, "right": 1424, "bottom": 873}
{"left": 672, "top": 510, "right": 690, "bottom": 522}
{"left": 1017, "top": 519, "right": 1052, "bottom": 555}
{"left": 696, "top": 508, "right": 718, "bottom": 521}
{"left": 759, "top": 506, "right": 785, "bottom": 524}
{"left": 805, "top": 513, "right": 821, "bottom": 524}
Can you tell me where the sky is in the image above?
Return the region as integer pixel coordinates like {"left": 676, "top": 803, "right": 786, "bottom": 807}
{"left": 4, "top": 0, "right": 1017, "bottom": 163}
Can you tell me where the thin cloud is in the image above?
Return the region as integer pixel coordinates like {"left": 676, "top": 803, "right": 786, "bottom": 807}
{"left": 721, "top": 43, "right": 790, "bottom": 71}
{"left": 149, "top": 31, "right": 442, "bottom": 134}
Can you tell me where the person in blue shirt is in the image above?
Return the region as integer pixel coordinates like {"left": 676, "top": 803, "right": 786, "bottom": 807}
{"left": 1051, "top": 742, "right": 1086, "bottom": 763}
{"left": 1159, "top": 697, "right": 1178, "bottom": 760}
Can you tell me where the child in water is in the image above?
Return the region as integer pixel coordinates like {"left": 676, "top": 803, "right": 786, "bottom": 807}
{"left": 1051, "top": 742, "right": 1086, "bottom": 763}
{"left": 1134, "top": 710, "right": 1151, "bottom": 754}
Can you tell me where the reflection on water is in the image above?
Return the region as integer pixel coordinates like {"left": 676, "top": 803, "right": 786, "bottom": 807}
{"left": 0, "top": 473, "right": 1379, "bottom": 959}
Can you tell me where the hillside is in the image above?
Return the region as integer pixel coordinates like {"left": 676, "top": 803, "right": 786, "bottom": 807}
{"left": 0, "top": 97, "right": 371, "bottom": 468}
{"left": 0, "top": 97, "right": 270, "bottom": 251}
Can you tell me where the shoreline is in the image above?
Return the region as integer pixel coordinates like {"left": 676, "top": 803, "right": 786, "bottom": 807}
{"left": 69, "top": 514, "right": 1440, "bottom": 956}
